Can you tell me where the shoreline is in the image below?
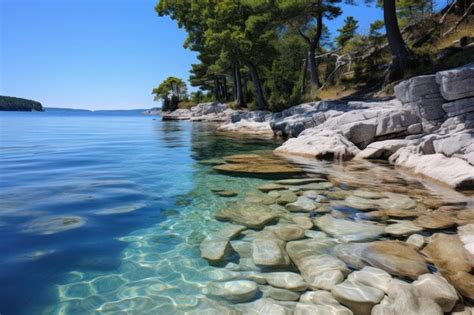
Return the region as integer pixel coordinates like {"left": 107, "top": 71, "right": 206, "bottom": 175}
{"left": 159, "top": 62, "right": 474, "bottom": 191}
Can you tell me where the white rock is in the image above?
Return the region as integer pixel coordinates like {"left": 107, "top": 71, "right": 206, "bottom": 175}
{"left": 332, "top": 279, "right": 385, "bottom": 315}
{"left": 413, "top": 273, "right": 458, "bottom": 312}
{"left": 347, "top": 266, "right": 392, "bottom": 293}
{"left": 436, "top": 63, "right": 474, "bottom": 101}
{"left": 264, "top": 272, "right": 308, "bottom": 291}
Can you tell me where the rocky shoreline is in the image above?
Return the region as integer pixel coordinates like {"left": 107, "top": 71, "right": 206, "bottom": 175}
{"left": 194, "top": 155, "right": 474, "bottom": 314}
{"left": 160, "top": 63, "right": 474, "bottom": 190}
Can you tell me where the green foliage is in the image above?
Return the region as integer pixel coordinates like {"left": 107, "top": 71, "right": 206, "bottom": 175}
{"left": 0, "top": 96, "right": 43, "bottom": 111}
{"left": 335, "top": 16, "right": 358, "bottom": 48}
{"left": 152, "top": 76, "right": 188, "bottom": 111}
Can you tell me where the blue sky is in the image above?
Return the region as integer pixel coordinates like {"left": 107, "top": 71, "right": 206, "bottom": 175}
{"left": 1, "top": 0, "right": 383, "bottom": 110}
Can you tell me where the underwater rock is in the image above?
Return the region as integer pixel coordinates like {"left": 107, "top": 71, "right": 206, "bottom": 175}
{"left": 215, "top": 204, "right": 276, "bottom": 229}
{"left": 332, "top": 279, "right": 385, "bottom": 315}
{"left": 214, "top": 154, "right": 304, "bottom": 178}
{"left": 422, "top": 233, "right": 474, "bottom": 299}
{"left": 252, "top": 239, "right": 290, "bottom": 268}
{"left": 266, "top": 224, "right": 306, "bottom": 241}
{"left": 413, "top": 273, "right": 458, "bottom": 312}
{"left": 22, "top": 215, "right": 85, "bottom": 235}
{"left": 385, "top": 221, "right": 424, "bottom": 236}
{"left": 203, "top": 280, "right": 259, "bottom": 302}
{"left": 260, "top": 285, "right": 300, "bottom": 301}
{"left": 314, "top": 215, "right": 385, "bottom": 242}
{"left": 286, "top": 196, "right": 317, "bottom": 212}
{"left": 263, "top": 272, "right": 308, "bottom": 291}
{"left": 294, "top": 303, "right": 353, "bottom": 315}
{"left": 347, "top": 266, "right": 392, "bottom": 293}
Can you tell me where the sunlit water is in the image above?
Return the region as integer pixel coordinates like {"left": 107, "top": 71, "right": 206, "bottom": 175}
{"left": 1, "top": 111, "right": 472, "bottom": 314}
{"left": 0, "top": 111, "right": 279, "bottom": 314}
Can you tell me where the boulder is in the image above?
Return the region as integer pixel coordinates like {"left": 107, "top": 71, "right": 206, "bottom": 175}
{"left": 276, "top": 178, "right": 326, "bottom": 185}
{"left": 299, "top": 290, "right": 340, "bottom": 305}
{"left": 413, "top": 274, "right": 458, "bottom": 312}
{"left": 422, "top": 233, "right": 474, "bottom": 299}
{"left": 314, "top": 215, "right": 385, "bottom": 242}
{"left": 252, "top": 239, "right": 291, "bottom": 268}
{"left": 287, "top": 238, "right": 348, "bottom": 290}
{"left": 218, "top": 120, "right": 274, "bottom": 136}
{"left": 260, "top": 285, "right": 300, "bottom": 301}
{"left": 286, "top": 196, "right": 317, "bottom": 212}
{"left": 406, "top": 234, "right": 425, "bottom": 249}
{"left": 442, "top": 97, "right": 474, "bottom": 117}
{"left": 214, "top": 155, "right": 304, "bottom": 179}
{"left": 263, "top": 272, "right": 308, "bottom": 291}
{"left": 335, "top": 241, "right": 429, "bottom": 279}
{"left": 391, "top": 148, "right": 474, "bottom": 189}
{"left": 276, "top": 191, "right": 298, "bottom": 205}
{"left": 371, "top": 279, "right": 443, "bottom": 315}
{"left": 332, "top": 279, "right": 385, "bottom": 315}
{"left": 266, "top": 224, "right": 306, "bottom": 241}
{"left": 394, "top": 74, "right": 446, "bottom": 121}
{"left": 203, "top": 280, "right": 259, "bottom": 302}
{"left": 258, "top": 183, "right": 287, "bottom": 192}
{"left": 215, "top": 204, "right": 276, "bottom": 229}
{"left": 200, "top": 240, "right": 231, "bottom": 263}
{"left": 355, "top": 139, "right": 414, "bottom": 159}
{"left": 347, "top": 266, "right": 392, "bottom": 293}
{"left": 436, "top": 63, "right": 474, "bottom": 101}
{"left": 385, "top": 221, "right": 424, "bottom": 236}
{"left": 274, "top": 129, "right": 361, "bottom": 160}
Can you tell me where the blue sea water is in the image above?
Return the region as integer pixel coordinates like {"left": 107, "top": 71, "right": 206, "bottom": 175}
{"left": 0, "top": 111, "right": 280, "bottom": 314}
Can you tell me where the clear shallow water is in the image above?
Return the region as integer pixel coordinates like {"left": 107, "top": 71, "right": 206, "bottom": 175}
{"left": 1, "top": 111, "right": 473, "bottom": 315}
{"left": 0, "top": 111, "right": 279, "bottom": 314}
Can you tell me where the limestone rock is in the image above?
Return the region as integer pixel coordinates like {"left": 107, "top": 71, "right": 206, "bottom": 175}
{"left": 200, "top": 240, "right": 231, "bottom": 263}
{"left": 458, "top": 223, "right": 474, "bottom": 256}
{"left": 252, "top": 239, "right": 290, "bottom": 267}
{"left": 436, "top": 63, "right": 474, "bottom": 101}
{"left": 299, "top": 290, "right": 340, "bottom": 305}
{"left": 347, "top": 266, "right": 392, "bottom": 293}
{"left": 239, "top": 298, "right": 292, "bottom": 315}
{"left": 274, "top": 129, "right": 361, "bottom": 161}
{"left": 356, "top": 139, "right": 414, "bottom": 160}
{"left": 286, "top": 196, "right": 317, "bottom": 212}
{"left": 413, "top": 273, "right": 458, "bottom": 312}
{"left": 287, "top": 238, "right": 348, "bottom": 290}
{"left": 217, "top": 120, "right": 273, "bottom": 136}
{"left": 406, "top": 234, "right": 425, "bottom": 249}
{"left": 277, "top": 191, "right": 298, "bottom": 205}
{"left": 314, "top": 215, "right": 385, "bottom": 242}
{"left": 266, "top": 224, "right": 306, "bottom": 241}
{"left": 372, "top": 279, "right": 443, "bottom": 315}
{"left": 258, "top": 183, "right": 287, "bottom": 192}
{"left": 443, "top": 97, "right": 474, "bottom": 117}
{"left": 422, "top": 233, "right": 474, "bottom": 299}
{"left": 332, "top": 279, "right": 384, "bottom": 315}
{"left": 215, "top": 204, "right": 276, "bottom": 229}
{"left": 260, "top": 285, "right": 300, "bottom": 301}
{"left": 385, "top": 221, "right": 424, "bottom": 236}
{"left": 264, "top": 272, "right": 308, "bottom": 291}
{"left": 203, "top": 280, "right": 259, "bottom": 302}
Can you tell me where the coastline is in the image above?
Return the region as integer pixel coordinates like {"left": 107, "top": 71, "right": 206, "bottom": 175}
{"left": 159, "top": 62, "right": 474, "bottom": 191}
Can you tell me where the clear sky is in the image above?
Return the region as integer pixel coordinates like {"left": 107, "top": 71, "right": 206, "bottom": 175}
{"left": 1, "top": 0, "right": 383, "bottom": 110}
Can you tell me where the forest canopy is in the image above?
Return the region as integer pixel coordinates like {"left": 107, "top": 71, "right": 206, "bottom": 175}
{"left": 154, "top": 0, "right": 474, "bottom": 112}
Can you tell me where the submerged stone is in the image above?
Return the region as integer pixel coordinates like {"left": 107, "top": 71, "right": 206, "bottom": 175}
{"left": 314, "top": 215, "right": 385, "bottom": 242}
{"left": 203, "top": 280, "right": 259, "bottom": 302}
{"left": 252, "top": 239, "right": 290, "bottom": 267}
{"left": 22, "top": 215, "right": 85, "bottom": 235}
{"left": 263, "top": 272, "right": 308, "bottom": 291}
{"left": 215, "top": 204, "right": 276, "bottom": 229}
{"left": 332, "top": 280, "right": 385, "bottom": 315}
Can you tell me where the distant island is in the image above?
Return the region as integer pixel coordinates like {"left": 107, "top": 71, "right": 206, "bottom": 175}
{"left": 0, "top": 96, "right": 43, "bottom": 111}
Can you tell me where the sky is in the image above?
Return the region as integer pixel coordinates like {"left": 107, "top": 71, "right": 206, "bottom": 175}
{"left": 0, "top": 0, "right": 383, "bottom": 110}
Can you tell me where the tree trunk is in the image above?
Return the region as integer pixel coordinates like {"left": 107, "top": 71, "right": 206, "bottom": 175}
{"left": 308, "top": 12, "right": 323, "bottom": 89}
{"left": 384, "top": 0, "right": 410, "bottom": 83}
{"left": 222, "top": 76, "right": 228, "bottom": 101}
{"left": 246, "top": 62, "right": 266, "bottom": 110}
{"left": 234, "top": 62, "right": 245, "bottom": 108}
{"left": 214, "top": 77, "right": 222, "bottom": 102}
{"left": 300, "top": 54, "right": 309, "bottom": 95}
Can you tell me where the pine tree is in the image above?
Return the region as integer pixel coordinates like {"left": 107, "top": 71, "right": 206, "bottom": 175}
{"left": 335, "top": 16, "right": 359, "bottom": 47}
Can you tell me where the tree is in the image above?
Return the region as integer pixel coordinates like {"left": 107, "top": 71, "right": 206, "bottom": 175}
{"left": 335, "top": 16, "right": 358, "bottom": 47}
{"left": 278, "top": 0, "right": 342, "bottom": 93}
{"left": 152, "top": 76, "right": 188, "bottom": 111}
{"left": 383, "top": 0, "right": 410, "bottom": 83}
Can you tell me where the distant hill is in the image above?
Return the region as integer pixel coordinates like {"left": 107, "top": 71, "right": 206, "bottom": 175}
{"left": 44, "top": 107, "right": 148, "bottom": 115}
{"left": 0, "top": 96, "right": 44, "bottom": 111}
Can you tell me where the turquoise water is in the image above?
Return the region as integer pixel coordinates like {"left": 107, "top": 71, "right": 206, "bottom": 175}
{"left": 0, "top": 111, "right": 280, "bottom": 314}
